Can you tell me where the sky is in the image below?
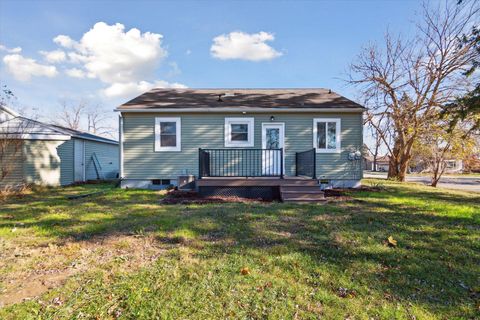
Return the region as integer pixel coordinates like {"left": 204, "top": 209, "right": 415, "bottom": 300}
{"left": 0, "top": 0, "right": 421, "bottom": 135}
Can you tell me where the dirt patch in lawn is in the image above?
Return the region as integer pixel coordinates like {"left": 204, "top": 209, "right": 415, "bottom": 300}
{"left": 160, "top": 190, "right": 269, "bottom": 204}
{"left": 0, "top": 235, "right": 166, "bottom": 307}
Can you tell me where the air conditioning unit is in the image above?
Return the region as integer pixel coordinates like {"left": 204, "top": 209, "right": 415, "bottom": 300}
{"left": 177, "top": 175, "right": 195, "bottom": 190}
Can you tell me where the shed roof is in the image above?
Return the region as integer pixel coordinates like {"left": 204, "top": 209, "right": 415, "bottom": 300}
{"left": 0, "top": 116, "right": 118, "bottom": 144}
{"left": 117, "top": 88, "right": 365, "bottom": 112}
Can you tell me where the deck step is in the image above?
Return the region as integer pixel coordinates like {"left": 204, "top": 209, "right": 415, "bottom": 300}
{"left": 282, "top": 192, "right": 325, "bottom": 200}
{"left": 283, "top": 198, "right": 327, "bottom": 203}
{"left": 280, "top": 182, "right": 325, "bottom": 202}
{"left": 282, "top": 190, "right": 324, "bottom": 194}
{"left": 281, "top": 186, "right": 322, "bottom": 192}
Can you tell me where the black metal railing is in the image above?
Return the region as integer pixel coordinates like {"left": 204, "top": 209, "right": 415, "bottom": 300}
{"left": 199, "top": 148, "right": 284, "bottom": 178}
{"left": 296, "top": 148, "right": 316, "bottom": 179}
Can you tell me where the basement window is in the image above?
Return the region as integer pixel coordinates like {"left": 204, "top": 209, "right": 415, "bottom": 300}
{"left": 152, "top": 179, "right": 171, "bottom": 185}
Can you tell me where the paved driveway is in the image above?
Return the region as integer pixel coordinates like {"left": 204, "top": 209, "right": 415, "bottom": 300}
{"left": 364, "top": 172, "right": 480, "bottom": 192}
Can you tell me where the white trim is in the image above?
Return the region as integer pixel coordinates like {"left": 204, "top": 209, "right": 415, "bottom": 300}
{"left": 72, "top": 135, "right": 118, "bottom": 145}
{"left": 0, "top": 105, "right": 20, "bottom": 117}
{"left": 261, "top": 122, "right": 285, "bottom": 175}
{"left": 115, "top": 107, "right": 365, "bottom": 113}
{"left": 82, "top": 140, "right": 86, "bottom": 181}
{"left": 119, "top": 115, "right": 124, "bottom": 178}
{"left": 313, "top": 118, "right": 341, "bottom": 153}
{"left": 224, "top": 117, "right": 254, "bottom": 147}
{"left": 155, "top": 117, "right": 181, "bottom": 152}
{"left": 0, "top": 133, "right": 71, "bottom": 140}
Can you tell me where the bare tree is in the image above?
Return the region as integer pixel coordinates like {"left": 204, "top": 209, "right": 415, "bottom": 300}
{"left": 86, "top": 105, "right": 115, "bottom": 137}
{"left": 57, "top": 100, "right": 87, "bottom": 131}
{"left": 364, "top": 111, "right": 392, "bottom": 171}
{"left": 55, "top": 100, "right": 115, "bottom": 138}
{"left": 348, "top": 1, "right": 478, "bottom": 181}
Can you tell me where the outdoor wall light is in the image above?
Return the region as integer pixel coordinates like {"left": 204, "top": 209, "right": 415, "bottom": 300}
{"left": 270, "top": 116, "right": 275, "bottom": 121}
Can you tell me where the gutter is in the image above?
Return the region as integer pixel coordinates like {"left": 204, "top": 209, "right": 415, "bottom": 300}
{"left": 113, "top": 107, "right": 366, "bottom": 113}
{"left": 71, "top": 135, "right": 119, "bottom": 145}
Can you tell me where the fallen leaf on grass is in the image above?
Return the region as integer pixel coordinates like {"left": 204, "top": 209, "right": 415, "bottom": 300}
{"left": 386, "top": 236, "right": 397, "bottom": 247}
{"left": 256, "top": 282, "right": 272, "bottom": 292}
{"left": 52, "top": 297, "right": 63, "bottom": 306}
{"left": 240, "top": 267, "right": 250, "bottom": 275}
{"left": 337, "top": 287, "right": 357, "bottom": 298}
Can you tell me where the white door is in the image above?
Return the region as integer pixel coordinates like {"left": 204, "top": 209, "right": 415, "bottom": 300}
{"left": 74, "top": 140, "right": 85, "bottom": 182}
{"left": 262, "top": 123, "right": 285, "bottom": 176}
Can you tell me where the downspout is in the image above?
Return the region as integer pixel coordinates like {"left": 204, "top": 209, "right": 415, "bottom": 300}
{"left": 119, "top": 114, "right": 124, "bottom": 180}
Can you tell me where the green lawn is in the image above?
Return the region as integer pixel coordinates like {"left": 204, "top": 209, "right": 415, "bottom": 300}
{"left": 0, "top": 180, "right": 478, "bottom": 319}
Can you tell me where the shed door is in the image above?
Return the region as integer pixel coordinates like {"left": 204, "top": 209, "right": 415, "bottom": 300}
{"left": 74, "top": 140, "right": 85, "bottom": 182}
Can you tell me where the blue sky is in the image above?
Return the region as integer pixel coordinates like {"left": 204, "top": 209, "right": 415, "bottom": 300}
{"left": 0, "top": 0, "right": 420, "bottom": 127}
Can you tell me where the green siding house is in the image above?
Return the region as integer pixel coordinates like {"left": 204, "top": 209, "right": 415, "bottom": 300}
{"left": 117, "top": 89, "right": 365, "bottom": 194}
{"left": 0, "top": 106, "right": 119, "bottom": 187}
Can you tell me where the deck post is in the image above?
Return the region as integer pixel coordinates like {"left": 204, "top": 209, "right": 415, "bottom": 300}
{"left": 280, "top": 148, "right": 284, "bottom": 179}
{"left": 312, "top": 148, "right": 317, "bottom": 180}
{"left": 198, "top": 148, "right": 202, "bottom": 179}
{"left": 295, "top": 152, "right": 298, "bottom": 177}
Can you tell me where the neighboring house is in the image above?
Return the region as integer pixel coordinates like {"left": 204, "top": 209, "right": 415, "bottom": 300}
{"left": 116, "top": 89, "right": 365, "bottom": 201}
{"left": 0, "top": 106, "right": 119, "bottom": 187}
{"left": 410, "top": 159, "right": 464, "bottom": 174}
{"left": 364, "top": 155, "right": 390, "bottom": 172}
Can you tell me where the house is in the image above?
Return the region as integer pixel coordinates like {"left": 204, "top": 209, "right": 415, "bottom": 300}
{"left": 364, "top": 155, "right": 390, "bottom": 172}
{"left": 0, "top": 106, "right": 119, "bottom": 187}
{"left": 410, "top": 159, "right": 464, "bottom": 174}
{"left": 116, "top": 89, "right": 365, "bottom": 201}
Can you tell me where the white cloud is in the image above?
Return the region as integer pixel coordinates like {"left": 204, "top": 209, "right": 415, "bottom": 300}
{"left": 103, "top": 80, "right": 186, "bottom": 98}
{"left": 0, "top": 44, "right": 22, "bottom": 53}
{"left": 39, "top": 49, "right": 66, "bottom": 63}
{"left": 210, "top": 31, "right": 282, "bottom": 61}
{"left": 50, "top": 22, "right": 183, "bottom": 99}
{"left": 2, "top": 22, "right": 186, "bottom": 98}
{"left": 65, "top": 67, "right": 86, "bottom": 78}
{"left": 63, "top": 22, "right": 167, "bottom": 84}
{"left": 53, "top": 35, "right": 76, "bottom": 48}
{"left": 3, "top": 54, "right": 58, "bottom": 81}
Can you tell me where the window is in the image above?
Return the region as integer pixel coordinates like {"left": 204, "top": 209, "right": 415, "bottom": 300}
{"left": 445, "top": 160, "right": 456, "bottom": 169}
{"left": 313, "top": 118, "right": 341, "bottom": 153}
{"left": 152, "top": 179, "right": 171, "bottom": 185}
{"left": 155, "top": 117, "right": 181, "bottom": 151}
{"left": 224, "top": 118, "right": 254, "bottom": 147}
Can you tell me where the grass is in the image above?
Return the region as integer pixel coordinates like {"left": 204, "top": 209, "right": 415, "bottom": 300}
{"left": 0, "top": 179, "right": 478, "bottom": 319}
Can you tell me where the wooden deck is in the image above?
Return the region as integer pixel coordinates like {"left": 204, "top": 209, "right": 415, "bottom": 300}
{"left": 196, "top": 177, "right": 317, "bottom": 187}
{"left": 196, "top": 177, "right": 325, "bottom": 202}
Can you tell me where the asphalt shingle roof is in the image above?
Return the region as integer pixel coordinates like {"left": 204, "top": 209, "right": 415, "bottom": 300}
{"left": 118, "top": 88, "right": 365, "bottom": 111}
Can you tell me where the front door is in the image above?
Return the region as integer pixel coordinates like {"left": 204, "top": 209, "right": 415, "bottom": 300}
{"left": 262, "top": 123, "right": 285, "bottom": 176}
{"left": 74, "top": 139, "right": 85, "bottom": 182}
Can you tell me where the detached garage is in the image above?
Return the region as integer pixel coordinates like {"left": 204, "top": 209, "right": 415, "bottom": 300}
{"left": 0, "top": 106, "right": 119, "bottom": 188}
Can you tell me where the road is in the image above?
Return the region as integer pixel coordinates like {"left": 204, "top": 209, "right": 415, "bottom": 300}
{"left": 363, "top": 172, "right": 480, "bottom": 192}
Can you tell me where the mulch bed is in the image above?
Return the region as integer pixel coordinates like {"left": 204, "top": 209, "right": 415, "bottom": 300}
{"left": 160, "top": 190, "right": 267, "bottom": 204}
{"left": 161, "top": 188, "right": 363, "bottom": 204}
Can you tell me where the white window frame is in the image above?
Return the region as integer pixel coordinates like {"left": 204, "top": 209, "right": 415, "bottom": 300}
{"left": 313, "top": 118, "right": 341, "bottom": 153}
{"left": 155, "top": 117, "right": 181, "bottom": 152}
{"left": 224, "top": 117, "right": 254, "bottom": 147}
